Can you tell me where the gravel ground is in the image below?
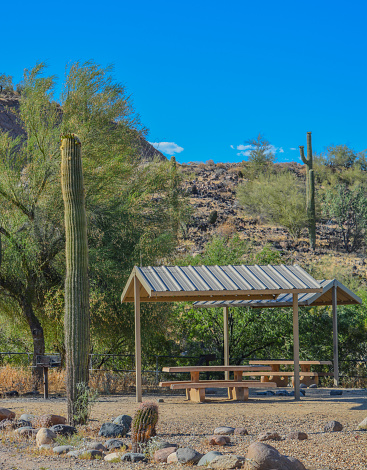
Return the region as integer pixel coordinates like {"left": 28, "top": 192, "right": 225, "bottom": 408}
{"left": 0, "top": 387, "right": 366, "bottom": 470}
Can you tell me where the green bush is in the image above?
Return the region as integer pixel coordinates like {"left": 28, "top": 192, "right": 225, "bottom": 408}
{"left": 237, "top": 172, "right": 308, "bottom": 241}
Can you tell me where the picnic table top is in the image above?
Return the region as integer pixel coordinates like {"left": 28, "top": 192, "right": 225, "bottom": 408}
{"left": 162, "top": 365, "right": 272, "bottom": 373}
{"left": 248, "top": 360, "right": 332, "bottom": 365}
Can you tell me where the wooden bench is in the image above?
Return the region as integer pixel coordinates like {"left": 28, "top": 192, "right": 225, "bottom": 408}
{"left": 160, "top": 365, "right": 276, "bottom": 402}
{"left": 248, "top": 360, "right": 333, "bottom": 387}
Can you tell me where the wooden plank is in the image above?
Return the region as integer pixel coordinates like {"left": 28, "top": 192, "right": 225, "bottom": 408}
{"left": 162, "top": 366, "right": 272, "bottom": 372}
{"left": 248, "top": 360, "right": 332, "bottom": 365}
{"left": 332, "top": 284, "right": 339, "bottom": 387}
{"left": 134, "top": 276, "right": 142, "bottom": 403}
{"left": 169, "top": 381, "right": 277, "bottom": 390}
{"left": 223, "top": 307, "right": 229, "bottom": 380}
{"left": 293, "top": 293, "right": 300, "bottom": 401}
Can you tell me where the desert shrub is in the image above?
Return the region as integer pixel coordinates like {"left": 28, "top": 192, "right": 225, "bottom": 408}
{"left": 322, "top": 184, "right": 367, "bottom": 252}
{"left": 208, "top": 210, "right": 218, "bottom": 224}
{"left": 237, "top": 172, "right": 308, "bottom": 241}
{"left": 254, "top": 244, "right": 282, "bottom": 264}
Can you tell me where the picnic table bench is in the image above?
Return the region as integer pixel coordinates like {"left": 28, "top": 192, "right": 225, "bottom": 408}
{"left": 159, "top": 365, "right": 277, "bottom": 402}
{"left": 248, "top": 360, "right": 333, "bottom": 387}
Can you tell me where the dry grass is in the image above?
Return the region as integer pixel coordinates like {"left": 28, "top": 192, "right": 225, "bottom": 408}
{"left": 0, "top": 366, "right": 158, "bottom": 396}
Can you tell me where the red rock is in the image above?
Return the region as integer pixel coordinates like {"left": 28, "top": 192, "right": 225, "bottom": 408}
{"left": 234, "top": 427, "right": 248, "bottom": 435}
{"left": 287, "top": 431, "right": 308, "bottom": 440}
{"left": 34, "top": 414, "right": 66, "bottom": 427}
{"left": 154, "top": 446, "right": 178, "bottom": 463}
{"left": 208, "top": 435, "right": 230, "bottom": 446}
{"left": 0, "top": 408, "right": 15, "bottom": 421}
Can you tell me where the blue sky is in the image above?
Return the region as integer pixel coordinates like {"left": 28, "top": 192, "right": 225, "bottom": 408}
{"left": 2, "top": 1, "right": 366, "bottom": 164}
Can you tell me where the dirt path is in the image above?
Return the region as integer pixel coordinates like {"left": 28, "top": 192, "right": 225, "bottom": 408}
{"left": 0, "top": 388, "right": 366, "bottom": 469}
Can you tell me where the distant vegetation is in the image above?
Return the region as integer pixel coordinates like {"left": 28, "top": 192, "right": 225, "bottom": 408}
{"left": 0, "top": 69, "right": 366, "bottom": 389}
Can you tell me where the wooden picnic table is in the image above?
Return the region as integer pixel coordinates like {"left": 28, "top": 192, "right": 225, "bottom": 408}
{"left": 248, "top": 360, "right": 333, "bottom": 387}
{"left": 160, "top": 365, "right": 276, "bottom": 402}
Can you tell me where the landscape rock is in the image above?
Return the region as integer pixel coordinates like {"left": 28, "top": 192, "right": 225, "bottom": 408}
{"left": 15, "top": 426, "right": 37, "bottom": 438}
{"left": 176, "top": 447, "right": 203, "bottom": 464}
{"left": 244, "top": 442, "right": 306, "bottom": 470}
{"left": 211, "top": 454, "right": 243, "bottom": 469}
{"left": 104, "top": 452, "right": 122, "bottom": 461}
{"left": 234, "top": 427, "right": 248, "bottom": 435}
{"left": 98, "top": 422, "right": 127, "bottom": 438}
{"left": 209, "top": 435, "right": 230, "bottom": 446}
{"left": 167, "top": 452, "right": 178, "bottom": 463}
{"left": 309, "top": 384, "right": 317, "bottom": 388}
{"left": 324, "top": 420, "right": 343, "bottom": 432}
{"left": 106, "top": 438, "right": 126, "bottom": 450}
{"left": 214, "top": 426, "right": 235, "bottom": 435}
{"left": 112, "top": 414, "right": 132, "bottom": 431}
{"left": 152, "top": 440, "right": 177, "bottom": 451}
{"left": 36, "top": 428, "right": 57, "bottom": 447}
{"left": 35, "top": 414, "right": 66, "bottom": 427}
{"left": 19, "top": 413, "right": 34, "bottom": 422}
{"left": 198, "top": 451, "right": 223, "bottom": 466}
{"left": 122, "top": 452, "right": 147, "bottom": 462}
{"left": 257, "top": 431, "right": 282, "bottom": 441}
{"left": 0, "top": 408, "right": 15, "bottom": 421}
{"left": 87, "top": 441, "right": 106, "bottom": 452}
{"left": 357, "top": 417, "right": 367, "bottom": 430}
{"left": 80, "top": 449, "right": 103, "bottom": 459}
{"left": 50, "top": 424, "right": 77, "bottom": 436}
{"left": 53, "top": 445, "right": 75, "bottom": 455}
{"left": 154, "top": 446, "right": 179, "bottom": 463}
{"left": 67, "top": 450, "right": 83, "bottom": 458}
{"left": 286, "top": 431, "right": 308, "bottom": 440}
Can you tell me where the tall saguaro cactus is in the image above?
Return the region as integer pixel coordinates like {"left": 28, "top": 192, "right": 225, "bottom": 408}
{"left": 61, "top": 134, "right": 90, "bottom": 425}
{"left": 299, "top": 132, "right": 316, "bottom": 250}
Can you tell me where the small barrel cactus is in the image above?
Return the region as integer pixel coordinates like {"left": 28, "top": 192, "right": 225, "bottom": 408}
{"left": 131, "top": 402, "right": 158, "bottom": 452}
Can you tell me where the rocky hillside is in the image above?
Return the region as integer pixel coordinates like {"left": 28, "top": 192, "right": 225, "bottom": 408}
{"left": 0, "top": 93, "right": 166, "bottom": 162}
{"left": 178, "top": 162, "right": 366, "bottom": 283}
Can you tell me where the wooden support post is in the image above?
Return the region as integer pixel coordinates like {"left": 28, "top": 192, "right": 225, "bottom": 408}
{"left": 223, "top": 307, "right": 229, "bottom": 380}
{"left": 293, "top": 293, "right": 300, "bottom": 401}
{"left": 134, "top": 276, "right": 142, "bottom": 402}
{"left": 43, "top": 367, "right": 49, "bottom": 399}
{"left": 332, "top": 283, "right": 339, "bottom": 387}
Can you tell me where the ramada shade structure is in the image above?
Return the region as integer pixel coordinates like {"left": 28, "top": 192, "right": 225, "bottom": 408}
{"left": 121, "top": 264, "right": 323, "bottom": 402}
{"left": 194, "top": 279, "right": 362, "bottom": 387}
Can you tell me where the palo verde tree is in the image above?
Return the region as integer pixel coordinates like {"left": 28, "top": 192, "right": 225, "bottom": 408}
{"left": 299, "top": 132, "right": 316, "bottom": 249}
{"left": 61, "top": 135, "right": 90, "bottom": 425}
{"left": 0, "top": 62, "right": 188, "bottom": 376}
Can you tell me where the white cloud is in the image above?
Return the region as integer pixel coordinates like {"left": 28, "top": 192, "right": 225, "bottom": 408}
{"left": 232, "top": 143, "right": 285, "bottom": 157}
{"left": 236, "top": 144, "right": 252, "bottom": 151}
{"left": 149, "top": 141, "right": 184, "bottom": 155}
{"left": 290, "top": 148, "right": 297, "bottom": 151}
{"left": 230, "top": 145, "right": 234, "bottom": 149}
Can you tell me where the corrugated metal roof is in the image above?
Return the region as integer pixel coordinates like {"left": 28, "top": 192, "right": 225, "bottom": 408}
{"left": 121, "top": 264, "right": 323, "bottom": 303}
{"left": 193, "top": 279, "right": 362, "bottom": 308}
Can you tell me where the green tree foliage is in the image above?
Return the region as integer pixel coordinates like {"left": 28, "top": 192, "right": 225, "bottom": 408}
{"left": 322, "top": 184, "right": 367, "bottom": 253}
{"left": 0, "top": 74, "right": 13, "bottom": 93}
{"left": 237, "top": 172, "right": 308, "bottom": 241}
{"left": 173, "top": 236, "right": 284, "bottom": 362}
{"left": 242, "top": 134, "right": 275, "bottom": 177}
{"left": 0, "top": 62, "right": 188, "bottom": 371}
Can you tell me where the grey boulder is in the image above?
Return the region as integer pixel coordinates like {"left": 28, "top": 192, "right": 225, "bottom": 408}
{"left": 198, "top": 451, "right": 223, "bottom": 466}
{"left": 50, "top": 424, "right": 77, "bottom": 436}
{"left": 214, "top": 426, "right": 235, "bottom": 435}
{"left": 53, "top": 445, "right": 75, "bottom": 455}
{"left": 98, "top": 422, "right": 127, "bottom": 438}
{"left": 106, "top": 438, "right": 126, "bottom": 450}
{"left": 324, "top": 420, "right": 343, "bottom": 432}
{"left": 244, "top": 442, "right": 306, "bottom": 470}
{"left": 113, "top": 414, "right": 132, "bottom": 430}
{"left": 122, "top": 452, "right": 147, "bottom": 462}
{"left": 176, "top": 447, "right": 203, "bottom": 464}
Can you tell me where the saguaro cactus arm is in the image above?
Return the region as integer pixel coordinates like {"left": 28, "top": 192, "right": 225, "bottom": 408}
{"left": 61, "top": 134, "right": 90, "bottom": 425}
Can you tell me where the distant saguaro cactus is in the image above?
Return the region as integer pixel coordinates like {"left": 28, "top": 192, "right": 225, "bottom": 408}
{"left": 299, "top": 132, "right": 316, "bottom": 250}
{"left": 131, "top": 402, "right": 159, "bottom": 452}
{"left": 61, "top": 134, "right": 90, "bottom": 425}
